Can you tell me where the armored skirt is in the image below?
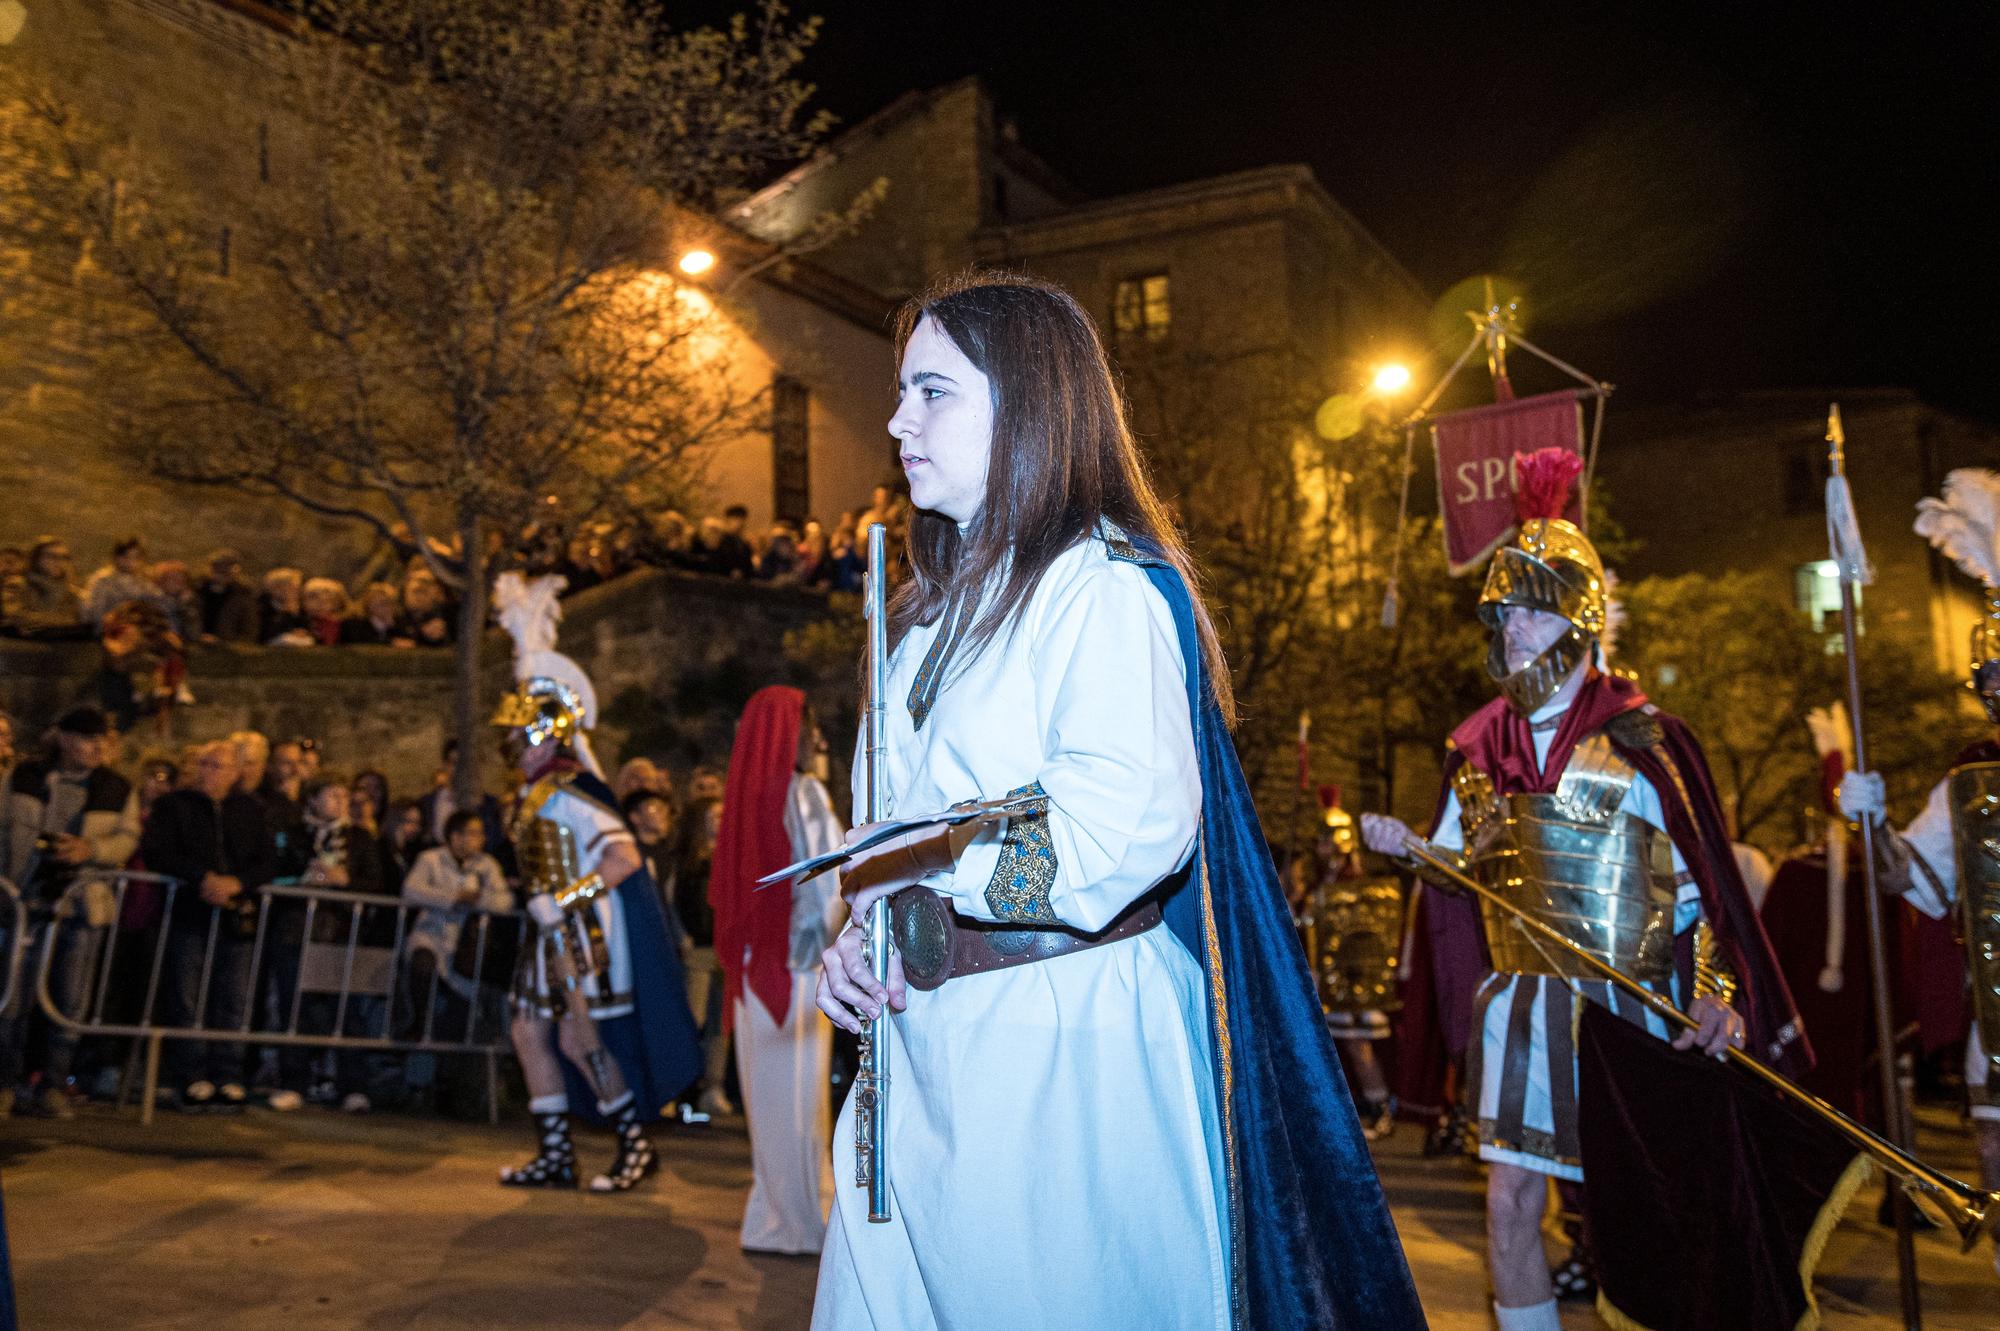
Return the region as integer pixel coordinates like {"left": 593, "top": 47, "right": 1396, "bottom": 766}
{"left": 810, "top": 538, "right": 1230, "bottom": 1331}
{"left": 510, "top": 887, "right": 634, "bottom": 1020}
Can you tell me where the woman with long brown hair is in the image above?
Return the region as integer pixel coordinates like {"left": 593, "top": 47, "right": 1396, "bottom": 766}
{"left": 813, "top": 274, "right": 1424, "bottom": 1331}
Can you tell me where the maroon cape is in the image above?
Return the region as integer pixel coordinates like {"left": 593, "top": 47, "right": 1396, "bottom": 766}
{"left": 1760, "top": 847, "right": 1885, "bottom": 1123}
{"left": 1393, "top": 672, "right": 1812, "bottom": 1111}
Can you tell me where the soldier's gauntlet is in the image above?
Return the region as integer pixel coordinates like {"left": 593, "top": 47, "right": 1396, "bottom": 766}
{"left": 1692, "top": 920, "right": 1739, "bottom": 1007}
{"left": 552, "top": 873, "right": 609, "bottom": 913}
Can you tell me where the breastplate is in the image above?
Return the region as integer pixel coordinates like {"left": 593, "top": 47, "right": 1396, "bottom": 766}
{"left": 1946, "top": 761, "right": 2000, "bottom": 1081}
{"left": 516, "top": 815, "right": 581, "bottom": 897}
{"left": 1308, "top": 875, "right": 1405, "bottom": 1014}
{"left": 1456, "top": 733, "right": 1677, "bottom": 986}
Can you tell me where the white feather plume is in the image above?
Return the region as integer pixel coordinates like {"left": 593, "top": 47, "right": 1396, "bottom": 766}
{"left": 490, "top": 571, "right": 568, "bottom": 675}
{"left": 1915, "top": 467, "right": 2000, "bottom": 590}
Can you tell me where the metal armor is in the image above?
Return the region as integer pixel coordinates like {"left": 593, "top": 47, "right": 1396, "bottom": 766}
{"left": 1455, "top": 732, "right": 1677, "bottom": 986}
{"left": 516, "top": 814, "right": 581, "bottom": 897}
{"left": 1946, "top": 761, "right": 2000, "bottom": 1092}
{"left": 1304, "top": 875, "right": 1405, "bottom": 1014}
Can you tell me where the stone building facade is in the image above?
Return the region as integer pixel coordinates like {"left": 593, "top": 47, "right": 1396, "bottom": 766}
{"left": 732, "top": 76, "right": 1429, "bottom": 380}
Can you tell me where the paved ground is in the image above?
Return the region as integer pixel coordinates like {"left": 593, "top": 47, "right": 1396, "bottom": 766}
{"left": 2, "top": 1100, "right": 1994, "bottom": 1329}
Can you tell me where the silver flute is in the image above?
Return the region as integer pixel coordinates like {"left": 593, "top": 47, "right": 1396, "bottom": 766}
{"left": 854, "top": 521, "right": 893, "bottom": 1222}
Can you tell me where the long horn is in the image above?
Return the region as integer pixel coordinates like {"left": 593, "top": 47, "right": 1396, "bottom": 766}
{"left": 1401, "top": 836, "right": 1998, "bottom": 1250}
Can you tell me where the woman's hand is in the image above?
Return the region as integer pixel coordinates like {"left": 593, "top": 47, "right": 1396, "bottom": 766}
{"left": 817, "top": 921, "right": 907, "bottom": 1035}
{"left": 837, "top": 822, "right": 953, "bottom": 918}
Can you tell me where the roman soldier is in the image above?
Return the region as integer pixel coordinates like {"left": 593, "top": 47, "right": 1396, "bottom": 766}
{"left": 490, "top": 573, "right": 699, "bottom": 1192}
{"left": 1361, "top": 448, "right": 1804, "bottom": 1331}
{"left": 1836, "top": 466, "right": 2000, "bottom": 1279}
{"left": 1294, "top": 790, "right": 1402, "bottom": 1138}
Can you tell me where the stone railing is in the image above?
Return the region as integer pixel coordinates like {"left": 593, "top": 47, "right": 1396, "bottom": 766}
{"left": 0, "top": 569, "right": 850, "bottom": 793}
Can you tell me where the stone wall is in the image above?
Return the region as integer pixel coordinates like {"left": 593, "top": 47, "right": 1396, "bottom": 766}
{"left": 0, "top": 570, "right": 852, "bottom": 797}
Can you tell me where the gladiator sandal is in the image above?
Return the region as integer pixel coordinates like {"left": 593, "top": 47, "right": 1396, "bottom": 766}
{"left": 1550, "top": 1236, "right": 1596, "bottom": 1302}
{"left": 500, "top": 1108, "right": 578, "bottom": 1189}
{"left": 1423, "top": 1104, "right": 1474, "bottom": 1159}
{"left": 588, "top": 1093, "right": 659, "bottom": 1193}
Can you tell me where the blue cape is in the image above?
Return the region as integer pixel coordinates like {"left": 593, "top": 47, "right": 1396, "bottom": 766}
{"left": 557, "top": 771, "right": 703, "bottom": 1122}
{"left": 1119, "top": 543, "right": 1429, "bottom": 1331}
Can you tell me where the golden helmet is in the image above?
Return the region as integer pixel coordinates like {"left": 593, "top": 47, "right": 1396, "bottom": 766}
{"left": 490, "top": 674, "right": 590, "bottom": 749}
{"left": 1323, "top": 803, "right": 1359, "bottom": 858}
{"left": 1970, "top": 592, "right": 2000, "bottom": 724}
{"left": 1476, "top": 449, "right": 1607, "bottom": 714}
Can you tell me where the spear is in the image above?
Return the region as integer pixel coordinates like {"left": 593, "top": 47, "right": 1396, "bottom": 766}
{"left": 1826, "top": 403, "right": 1922, "bottom": 1330}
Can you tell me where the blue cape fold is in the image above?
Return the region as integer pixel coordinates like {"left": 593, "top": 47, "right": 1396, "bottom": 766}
{"left": 1129, "top": 549, "right": 1430, "bottom": 1331}
{"left": 558, "top": 771, "right": 703, "bottom": 1121}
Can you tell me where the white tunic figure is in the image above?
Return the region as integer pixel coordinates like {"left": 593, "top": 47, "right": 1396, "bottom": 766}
{"left": 737, "top": 770, "right": 847, "bottom": 1254}
{"left": 810, "top": 537, "right": 1230, "bottom": 1331}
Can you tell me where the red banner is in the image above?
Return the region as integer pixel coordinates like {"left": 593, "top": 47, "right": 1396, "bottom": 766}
{"left": 1432, "top": 389, "right": 1587, "bottom": 575}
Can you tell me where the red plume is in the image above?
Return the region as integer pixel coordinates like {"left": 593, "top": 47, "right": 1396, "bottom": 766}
{"left": 1514, "top": 447, "right": 1584, "bottom": 523}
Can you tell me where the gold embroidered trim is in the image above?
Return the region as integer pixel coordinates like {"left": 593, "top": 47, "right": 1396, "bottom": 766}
{"left": 907, "top": 598, "right": 975, "bottom": 732}
{"left": 1197, "top": 848, "right": 1246, "bottom": 1327}
{"left": 984, "top": 781, "right": 1058, "bottom": 922}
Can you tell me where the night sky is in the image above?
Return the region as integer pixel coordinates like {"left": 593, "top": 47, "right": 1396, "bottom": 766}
{"left": 689, "top": 2, "right": 2000, "bottom": 420}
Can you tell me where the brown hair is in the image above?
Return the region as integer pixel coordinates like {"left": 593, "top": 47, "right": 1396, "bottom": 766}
{"left": 888, "top": 272, "right": 1235, "bottom": 725}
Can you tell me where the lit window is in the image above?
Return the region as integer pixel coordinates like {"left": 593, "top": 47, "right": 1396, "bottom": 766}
{"left": 1113, "top": 273, "right": 1171, "bottom": 342}
{"left": 1795, "top": 559, "right": 1859, "bottom": 637}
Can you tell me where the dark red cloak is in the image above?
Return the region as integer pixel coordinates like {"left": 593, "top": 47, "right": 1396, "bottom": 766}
{"left": 1393, "top": 672, "right": 1812, "bottom": 1110}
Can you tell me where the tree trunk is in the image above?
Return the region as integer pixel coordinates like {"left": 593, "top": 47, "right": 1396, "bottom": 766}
{"left": 451, "top": 509, "right": 488, "bottom": 810}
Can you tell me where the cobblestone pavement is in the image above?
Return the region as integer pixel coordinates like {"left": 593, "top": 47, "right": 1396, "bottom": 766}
{"left": 2, "top": 1101, "right": 1993, "bottom": 1328}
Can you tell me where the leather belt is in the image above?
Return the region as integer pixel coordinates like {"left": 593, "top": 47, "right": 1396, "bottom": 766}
{"left": 889, "top": 887, "right": 1163, "bottom": 991}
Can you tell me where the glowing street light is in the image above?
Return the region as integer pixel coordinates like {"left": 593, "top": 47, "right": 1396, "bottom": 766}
{"left": 0, "top": 2, "right": 28, "bottom": 46}
{"left": 1372, "top": 363, "right": 1412, "bottom": 396}
{"left": 677, "top": 248, "right": 716, "bottom": 277}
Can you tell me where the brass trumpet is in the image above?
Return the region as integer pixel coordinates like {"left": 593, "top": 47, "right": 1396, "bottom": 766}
{"left": 1401, "top": 836, "right": 1999, "bottom": 1250}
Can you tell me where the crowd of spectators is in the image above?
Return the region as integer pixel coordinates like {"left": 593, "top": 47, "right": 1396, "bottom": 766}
{"left": 0, "top": 485, "right": 911, "bottom": 652}
{"left": 0, "top": 486, "right": 909, "bottom": 738}
{"left": 0, "top": 709, "right": 733, "bottom": 1121}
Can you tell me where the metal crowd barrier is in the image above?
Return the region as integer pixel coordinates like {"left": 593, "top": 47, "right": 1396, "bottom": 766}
{"left": 31, "top": 871, "right": 525, "bottom": 1125}
{"left": 1, "top": 878, "right": 26, "bottom": 1016}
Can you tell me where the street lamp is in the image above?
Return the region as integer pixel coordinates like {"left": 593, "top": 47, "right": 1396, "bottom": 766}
{"left": 677, "top": 248, "right": 716, "bottom": 277}
{"left": 1371, "top": 363, "right": 1412, "bottom": 396}
{"left": 0, "top": 1, "right": 28, "bottom": 46}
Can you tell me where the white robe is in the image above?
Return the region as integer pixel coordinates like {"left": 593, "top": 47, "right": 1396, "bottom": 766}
{"left": 738, "top": 772, "right": 846, "bottom": 1254}
{"left": 811, "top": 536, "right": 1229, "bottom": 1331}
{"left": 1894, "top": 776, "right": 1997, "bottom": 1121}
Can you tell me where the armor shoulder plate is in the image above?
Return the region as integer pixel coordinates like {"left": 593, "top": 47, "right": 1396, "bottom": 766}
{"left": 1554, "top": 733, "right": 1641, "bottom": 825}
{"left": 1604, "top": 708, "right": 1665, "bottom": 752}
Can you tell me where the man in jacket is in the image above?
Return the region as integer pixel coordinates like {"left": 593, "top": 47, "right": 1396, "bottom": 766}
{"left": 139, "top": 740, "right": 276, "bottom": 1112}
{"left": 1, "top": 707, "right": 140, "bottom": 1117}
